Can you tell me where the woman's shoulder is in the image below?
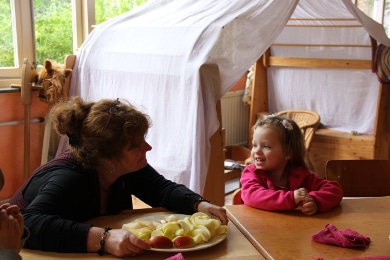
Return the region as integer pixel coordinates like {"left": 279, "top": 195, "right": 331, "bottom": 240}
{"left": 40, "top": 151, "right": 81, "bottom": 171}
{"left": 31, "top": 151, "right": 90, "bottom": 181}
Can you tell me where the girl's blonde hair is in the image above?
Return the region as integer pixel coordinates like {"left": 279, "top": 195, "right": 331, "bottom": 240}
{"left": 253, "top": 115, "right": 306, "bottom": 169}
{"left": 51, "top": 96, "right": 151, "bottom": 169}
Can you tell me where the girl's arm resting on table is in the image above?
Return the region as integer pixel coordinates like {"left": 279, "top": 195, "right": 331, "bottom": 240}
{"left": 307, "top": 176, "right": 343, "bottom": 212}
{"left": 241, "top": 186, "right": 296, "bottom": 210}
{"left": 240, "top": 169, "right": 297, "bottom": 211}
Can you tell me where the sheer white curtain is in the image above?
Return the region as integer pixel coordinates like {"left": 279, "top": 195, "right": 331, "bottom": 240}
{"left": 63, "top": 0, "right": 298, "bottom": 193}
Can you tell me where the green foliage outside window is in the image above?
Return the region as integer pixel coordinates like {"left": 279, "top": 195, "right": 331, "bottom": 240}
{"left": 0, "top": 0, "right": 148, "bottom": 68}
{"left": 95, "top": 0, "right": 149, "bottom": 24}
{"left": 34, "top": 0, "right": 73, "bottom": 66}
{"left": 0, "top": 0, "right": 14, "bottom": 67}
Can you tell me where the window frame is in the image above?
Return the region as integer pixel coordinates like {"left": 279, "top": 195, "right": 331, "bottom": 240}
{"left": 0, "top": 0, "right": 35, "bottom": 88}
{"left": 0, "top": 0, "right": 94, "bottom": 88}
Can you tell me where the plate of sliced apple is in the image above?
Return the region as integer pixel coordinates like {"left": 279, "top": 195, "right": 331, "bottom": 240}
{"left": 122, "top": 212, "right": 228, "bottom": 252}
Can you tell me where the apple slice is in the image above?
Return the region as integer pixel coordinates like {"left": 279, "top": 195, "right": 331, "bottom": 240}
{"left": 149, "top": 235, "right": 173, "bottom": 249}
{"left": 173, "top": 235, "right": 195, "bottom": 249}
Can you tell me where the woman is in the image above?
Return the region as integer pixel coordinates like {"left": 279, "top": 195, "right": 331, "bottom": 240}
{"left": 10, "top": 96, "right": 227, "bottom": 257}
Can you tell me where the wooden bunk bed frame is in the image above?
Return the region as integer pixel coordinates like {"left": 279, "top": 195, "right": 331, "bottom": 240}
{"left": 248, "top": 40, "right": 390, "bottom": 178}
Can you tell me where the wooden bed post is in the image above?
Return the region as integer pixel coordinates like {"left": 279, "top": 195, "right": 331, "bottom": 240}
{"left": 203, "top": 101, "right": 225, "bottom": 206}
{"left": 248, "top": 48, "right": 270, "bottom": 147}
{"left": 373, "top": 82, "right": 390, "bottom": 159}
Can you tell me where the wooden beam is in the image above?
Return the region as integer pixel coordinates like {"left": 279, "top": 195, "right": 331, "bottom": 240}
{"left": 268, "top": 56, "right": 371, "bottom": 69}
{"left": 373, "top": 83, "right": 390, "bottom": 159}
{"left": 248, "top": 49, "right": 270, "bottom": 147}
{"left": 204, "top": 101, "right": 225, "bottom": 206}
{"left": 271, "top": 43, "right": 370, "bottom": 48}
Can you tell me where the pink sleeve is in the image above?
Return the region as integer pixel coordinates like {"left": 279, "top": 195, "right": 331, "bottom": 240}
{"left": 240, "top": 165, "right": 297, "bottom": 211}
{"left": 305, "top": 174, "right": 343, "bottom": 212}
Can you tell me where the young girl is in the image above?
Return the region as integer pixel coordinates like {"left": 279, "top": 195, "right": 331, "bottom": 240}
{"left": 240, "top": 114, "right": 343, "bottom": 215}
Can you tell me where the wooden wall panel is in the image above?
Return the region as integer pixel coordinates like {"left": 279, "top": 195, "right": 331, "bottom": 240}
{"left": 0, "top": 91, "right": 47, "bottom": 200}
{"left": 309, "top": 129, "right": 375, "bottom": 178}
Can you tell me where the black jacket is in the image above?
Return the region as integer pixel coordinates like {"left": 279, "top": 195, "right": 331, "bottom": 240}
{"left": 10, "top": 151, "right": 202, "bottom": 252}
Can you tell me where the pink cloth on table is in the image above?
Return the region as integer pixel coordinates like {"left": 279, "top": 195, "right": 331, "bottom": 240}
{"left": 165, "top": 253, "right": 186, "bottom": 260}
{"left": 312, "top": 224, "right": 370, "bottom": 248}
{"left": 341, "top": 257, "right": 390, "bottom": 260}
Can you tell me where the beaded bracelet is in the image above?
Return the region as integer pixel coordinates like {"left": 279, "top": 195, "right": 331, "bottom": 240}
{"left": 193, "top": 197, "right": 210, "bottom": 212}
{"left": 97, "top": 227, "right": 112, "bottom": 256}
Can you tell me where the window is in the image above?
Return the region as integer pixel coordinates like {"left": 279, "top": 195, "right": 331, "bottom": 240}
{"left": 0, "top": 0, "right": 148, "bottom": 88}
{"left": 33, "top": 0, "right": 73, "bottom": 66}
{"left": 355, "top": 0, "right": 390, "bottom": 35}
{"left": 0, "top": 0, "right": 34, "bottom": 88}
{"left": 0, "top": 0, "right": 14, "bottom": 67}
{"left": 95, "top": 0, "right": 148, "bottom": 24}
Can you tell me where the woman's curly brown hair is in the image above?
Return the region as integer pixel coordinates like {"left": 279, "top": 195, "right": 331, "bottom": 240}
{"left": 51, "top": 96, "right": 151, "bottom": 169}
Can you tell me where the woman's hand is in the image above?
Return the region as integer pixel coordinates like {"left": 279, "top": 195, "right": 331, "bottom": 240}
{"left": 89, "top": 227, "right": 150, "bottom": 257}
{"left": 197, "top": 202, "right": 228, "bottom": 225}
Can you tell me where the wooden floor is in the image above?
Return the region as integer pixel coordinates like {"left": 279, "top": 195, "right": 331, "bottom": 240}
{"left": 132, "top": 177, "right": 239, "bottom": 209}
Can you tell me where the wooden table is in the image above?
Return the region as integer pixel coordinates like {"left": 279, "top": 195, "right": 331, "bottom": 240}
{"left": 225, "top": 197, "right": 390, "bottom": 260}
{"left": 20, "top": 208, "right": 263, "bottom": 259}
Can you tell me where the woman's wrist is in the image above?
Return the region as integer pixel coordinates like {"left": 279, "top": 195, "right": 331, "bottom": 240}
{"left": 97, "top": 227, "right": 112, "bottom": 256}
{"left": 193, "top": 198, "right": 210, "bottom": 212}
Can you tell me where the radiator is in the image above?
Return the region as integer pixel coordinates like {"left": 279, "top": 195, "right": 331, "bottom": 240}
{"left": 221, "top": 90, "right": 249, "bottom": 146}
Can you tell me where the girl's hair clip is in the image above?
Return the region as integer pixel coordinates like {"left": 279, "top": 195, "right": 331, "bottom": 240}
{"left": 264, "top": 114, "right": 293, "bottom": 131}
{"left": 265, "top": 114, "right": 276, "bottom": 119}
{"left": 282, "top": 119, "right": 293, "bottom": 131}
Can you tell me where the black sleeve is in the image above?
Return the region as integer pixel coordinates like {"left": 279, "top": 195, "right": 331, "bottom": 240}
{"left": 22, "top": 167, "right": 96, "bottom": 252}
{"left": 121, "top": 164, "right": 203, "bottom": 215}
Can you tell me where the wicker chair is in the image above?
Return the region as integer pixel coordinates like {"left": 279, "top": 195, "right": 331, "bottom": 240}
{"left": 276, "top": 110, "right": 321, "bottom": 170}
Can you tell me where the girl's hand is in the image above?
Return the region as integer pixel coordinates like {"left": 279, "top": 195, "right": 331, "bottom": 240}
{"left": 294, "top": 188, "right": 310, "bottom": 205}
{"left": 197, "top": 202, "right": 228, "bottom": 225}
{"left": 301, "top": 199, "right": 318, "bottom": 215}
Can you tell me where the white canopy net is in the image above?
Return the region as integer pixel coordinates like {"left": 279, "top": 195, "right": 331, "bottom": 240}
{"left": 63, "top": 0, "right": 387, "bottom": 193}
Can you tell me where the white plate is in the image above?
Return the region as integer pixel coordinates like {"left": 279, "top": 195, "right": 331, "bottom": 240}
{"left": 129, "top": 214, "right": 227, "bottom": 252}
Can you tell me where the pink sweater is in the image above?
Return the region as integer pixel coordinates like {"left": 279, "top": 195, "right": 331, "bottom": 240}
{"left": 240, "top": 164, "right": 343, "bottom": 213}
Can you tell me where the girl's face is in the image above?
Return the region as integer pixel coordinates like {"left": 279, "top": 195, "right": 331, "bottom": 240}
{"left": 116, "top": 138, "right": 152, "bottom": 174}
{"left": 251, "top": 126, "right": 290, "bottom": 173}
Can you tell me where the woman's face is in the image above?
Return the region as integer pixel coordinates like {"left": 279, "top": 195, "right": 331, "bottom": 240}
{"left": 116, "top": 139, "right": 152, "bottom": 174}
